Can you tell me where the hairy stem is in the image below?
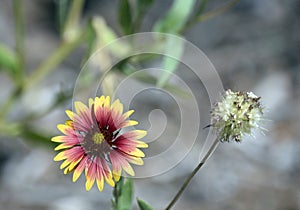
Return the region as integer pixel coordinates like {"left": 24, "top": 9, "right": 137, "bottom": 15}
{"left": 165, "top": 137, "right": 220, "bottom": 210}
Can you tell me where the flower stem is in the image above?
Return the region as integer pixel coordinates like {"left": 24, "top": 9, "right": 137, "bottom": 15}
{"left": 63, "top": 0, "right": 84, "bottom": 41}
{"left": 13, "top": 0, "right": 25, "bottom": 87}
{"left": 182, "top": 0, "right": 240, "bottom": 32}
{"left": 165, "top": 137, "right": 220, "bottom": 210}
{"left": 24, "top": 30, "right": 86, "bottom": 89}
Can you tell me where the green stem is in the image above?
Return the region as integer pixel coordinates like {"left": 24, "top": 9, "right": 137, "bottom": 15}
{"left": 182, "top": 0, "right": 240, "bottom": 32}
{"left": 196, "top": 0, "right": 209, "bottom": 16}
{"left": 165, "top": 138, "right": 220, "bottom": 210}
{"left": 0, "top": 120, "right": 22, "bottom": 137}
{"left": 63, "top": 0, "right": 84, "bottom": 41}
{"left": 0, "top": 87, "right": 22, "bottom": 119}
{"left": 25, "top": 30, "right": 87, "bottom": 89}
{"left": 0, "top": 27, "right": 87, "bottom": 118}
{"left": 13, "top": 0, "right": 25, "bottom": 87}
{"left": 198, "top": 0, "right": 240, "bottom": 22}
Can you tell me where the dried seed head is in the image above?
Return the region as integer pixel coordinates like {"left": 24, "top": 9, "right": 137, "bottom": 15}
{"left": 211, "top": 89, "right": 264, "bottom": 142}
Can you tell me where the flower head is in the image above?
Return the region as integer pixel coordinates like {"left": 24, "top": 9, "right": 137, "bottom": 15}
{"left": 52, "top": 96, "right": 148, "bottom": 191}
{"left": 211, "top": 89, "right": 264, "bottom": 142}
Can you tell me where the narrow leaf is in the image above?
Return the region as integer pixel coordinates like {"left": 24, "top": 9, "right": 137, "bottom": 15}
{"left": 156, "top": 36, "right": 184, "bottom": 87}
{"left": 196, "top": 0, "right": 209, "bottom": 16}
{"left": 0, "top": 43, "right": 18, "bottom": 74}
{"left": 137, "top": 0, "right": 153, "bottom": 16}
{"left": 153, "top": 0, "right": 196, "bottom": 33}
{"left": 134, "top": 0, "right": 154, "bottom": 30}
{"left": 91, "top": 16, "right": 130, "bottom": 57}
{"left": 55, "top": 0, "right": 71, "bottom": 34}
{"left": 137, "top": 198, "right": 153, "bottom": 210}
{"left": 118, "top": 0, "right": 133, "bottom": 35}
{"left": 117, "top": 178, "right": 133, "bottom": 210}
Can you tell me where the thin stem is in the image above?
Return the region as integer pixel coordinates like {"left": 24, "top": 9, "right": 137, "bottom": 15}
{"left": 182, "top": 0, "right": 240, "bottom": 32}
{"left": 0, "top": 29, "right": 86, "bottom": 119}
{"left": 0, "top": 87, "right": 21, "bottom": 119}
{"left": 165, "top": 137, "right": 220, "bottom": 210}
{"left": 63, "top": 0, "right": 84, "bottom": 41}
{"left": 25, "top": 30, "right": 87, "bottom": 89}
{"left": 13, "top": 0, "right": 25, "bottom": 86}
{"left": 197, "top": 0, "right": 240, "bottom": 22}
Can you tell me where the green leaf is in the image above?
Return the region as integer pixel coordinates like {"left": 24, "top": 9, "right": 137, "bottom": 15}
{"left": 90, "top": 16, "right": 130, "bottom": 58}
{"left": 137, "top": 198, "right": 153, "bottom": 210}
{"left": 113, "top": 177, "right": 133, "bottom": 210}
{"left": 196, "top": 0, "right": 209, "bottom": 16}
{"left": 22, "top": 126, "right": 57, "bottom": 148}
{"left": 118, "top": 0, "right": 133, "bottom": 35}
{"left": 136, "top": 0, "right": 153, "bottom": 17}
{"left": 0, "top": 43, "right": 18, "bottom": 74}
{"left": 134, "top": 0, "right": 154, "bottom": 30}
{"left": 118, "top": 178, "right": 133, "bottom": 210}
{"left": 156, "top": 36, "right": 184, "bottom": 88}
{"left": 55, "top": 0, "right": 71, "bottom": 34}
{"left": 118, "top": 62, "right": 191, "bottom": 98}
{"left": 81, "top": 19, "right": 96, "bottom": 64}
{"left": 153, "top": 0, "right": 196, "bottom": 33}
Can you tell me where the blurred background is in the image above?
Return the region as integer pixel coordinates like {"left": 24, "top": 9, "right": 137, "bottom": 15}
{"left": 0, "top": 0, "right": 300, "bottom": 209}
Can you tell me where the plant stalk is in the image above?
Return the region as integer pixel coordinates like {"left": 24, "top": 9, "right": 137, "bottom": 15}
{"left": 165, "top": 137, "right": 220, "bottom": 210}
{"left": 13, "top": 0, "right": 25, "bottom": 86}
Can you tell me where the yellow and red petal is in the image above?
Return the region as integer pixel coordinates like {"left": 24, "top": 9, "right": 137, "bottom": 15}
{"left": 122, "top": 161, "right": 135, "bottom": 176}
{"left": 110, "top": 151, "right": 135, "bottom": 178}
{"left": 60, "top": 159, "right": 72, "bottom": 169}
{"left": 65, "top": 120, "right": 74, "bottom": 128}
{"left": 112, "top": 167, "right": 122, "bottom": 182}
{"left": 51, "top": 136, "right": 65, "bottom": 143}
{"left": 54, "top": 143, "right": 72, "bottom": 151}
{"left": 122, "top": 110, "right": 134, "bottom": 120}
{"left": 100, "top": 158, "right": 115, "bottom": 187}
{"left": 57, "top": 124, "right": 74, "bottom": 135}
{"left": 88, "top": 98, "right": 94, "bottom": 108}
{"left": 73, "top": 156, "right": 88, "bottom": 182}
{"left": 74, "top": 101, "right": 89, "bottom": 114}
{"left": 94, "top": 157, "right": 115, "bottom": 191}
{"left": 51, "top": 135, "right": 82, "bottom": 146}
{"left": 119, "top": 120, "right": 138, "bottom": 129}
{"left": 96, "top": 175, "right": 104, "bottom": 191}
{"left": 111, "top": 99, "right": 123, "bottom": 118}
{"left": 63, "top": 155, "right": 84, "bottom": 174}
{"left": 65, "top": 110, "right": 75, "bottom": 121}
{"left": 55, "top": 146, "right": 84, "bottom": 161}
{"left": 124, "top": 130, "right": 147, "bottom": 139}
{"left": 121, "top": 147, "right": 145, "bottom": 158}
{"left": 85, "top": 177, "right": 95, "bottom": 191}
{"left": 85, "top": 160, "right": 97, "bottom": 191}
{"left": 54, "top": 151, "right": 67, "bottom": 161}
{"left": 72, "top": 111, "right": 92, "bottom": 132}
{"left": 126, "top": 156, "right": 144, "bottom": 165}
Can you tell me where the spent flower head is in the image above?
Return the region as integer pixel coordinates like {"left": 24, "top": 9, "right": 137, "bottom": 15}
{"left": 52, "top": 96, "right": 148, "bottom": 191}
{"left": 211, "top": 89, "right": 264, "bottom": 142}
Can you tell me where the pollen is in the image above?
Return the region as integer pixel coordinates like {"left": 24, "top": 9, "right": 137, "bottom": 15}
{"left": 93, "top": 132, "right": 105, "bottom": 144}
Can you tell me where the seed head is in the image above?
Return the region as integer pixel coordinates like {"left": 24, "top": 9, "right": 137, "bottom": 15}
{"left": 211, "top": 89, "right": 264, "bottom": 142}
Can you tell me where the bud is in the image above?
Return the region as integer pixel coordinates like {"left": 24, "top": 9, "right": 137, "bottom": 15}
{"left": 211, "top": 89, "right": 264, "bottom": 142}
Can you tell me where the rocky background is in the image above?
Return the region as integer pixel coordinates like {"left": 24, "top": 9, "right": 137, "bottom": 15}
{"left": 0, "top": 0, "right": 300, "bottom": 210}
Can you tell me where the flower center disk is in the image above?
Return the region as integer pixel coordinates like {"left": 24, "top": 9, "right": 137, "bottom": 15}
{"left": 93, "top": 132, "right": 105, "bottom": 144}
{"left": 82, "top": 130, "right": 112, "bottom": 157}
